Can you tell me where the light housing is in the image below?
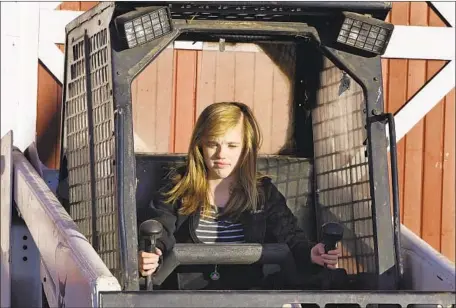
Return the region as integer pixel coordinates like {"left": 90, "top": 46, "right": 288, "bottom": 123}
{"left": 336, "top": 11, "right": 394, "bottom": 55}
{"left": 115, "top": 6, "right": 173, "bottom": 49}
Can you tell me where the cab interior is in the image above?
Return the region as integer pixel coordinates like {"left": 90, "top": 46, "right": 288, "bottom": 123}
{"left": 131, "top": 38, "right": 375, "bottom": 290}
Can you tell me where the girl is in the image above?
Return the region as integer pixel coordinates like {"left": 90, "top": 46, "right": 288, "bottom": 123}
{"left": 139, "top": 102, "right": 341, "bottom": 290}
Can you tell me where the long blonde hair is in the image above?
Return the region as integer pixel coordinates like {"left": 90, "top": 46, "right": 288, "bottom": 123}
{"left": 163, "top": 102, "right": 264, "bottom": 219}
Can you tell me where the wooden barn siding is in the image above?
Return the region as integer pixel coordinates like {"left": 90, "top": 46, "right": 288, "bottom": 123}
{"left": 131, "top": 45, "right": 295, "bottom": 154}
{"left": 382, "top": 2, "right": 455, "bottom": 262}
{"left": 36, "top": 2, "right": 455, "bottom": 262}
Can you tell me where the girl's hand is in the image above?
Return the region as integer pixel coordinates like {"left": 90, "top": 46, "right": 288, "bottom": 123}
{"left": 138, "top": 248, "right": 162, "bottom": 276}
{"left": 310, "top": 243, "right": 341, "bottom": 269}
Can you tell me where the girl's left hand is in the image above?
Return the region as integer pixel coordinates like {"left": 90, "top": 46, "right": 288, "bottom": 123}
{"left": 310, "top": 243, "right": 342, "bottom": 269}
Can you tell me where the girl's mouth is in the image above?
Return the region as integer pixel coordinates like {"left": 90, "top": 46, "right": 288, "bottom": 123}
{"left": 214, "top": 162, "right": 230, "bottom": 168}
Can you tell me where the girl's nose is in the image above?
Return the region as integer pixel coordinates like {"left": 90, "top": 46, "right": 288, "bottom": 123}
{"left": 216, "top": 145, "right": 227, "bottom": 158}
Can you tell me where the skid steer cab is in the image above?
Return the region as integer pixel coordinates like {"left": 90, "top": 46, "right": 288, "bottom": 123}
{"left": 41, "top": 1, "right": 455, "bottom": 307}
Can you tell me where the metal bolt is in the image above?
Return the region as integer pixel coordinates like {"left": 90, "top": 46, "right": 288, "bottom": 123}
{"left": 372, "top": 109, "right": 381, "bottom": 116}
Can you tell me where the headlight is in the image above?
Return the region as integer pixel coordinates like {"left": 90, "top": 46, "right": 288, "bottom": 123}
{"left": 116, "top": 7, "right": 173, "bottom": 49}
{"left": 336, "top": 11, "right": 394, "bottom": 55}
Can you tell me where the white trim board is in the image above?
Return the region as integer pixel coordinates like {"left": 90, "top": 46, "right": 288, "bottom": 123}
{"left": 1, "top": 2, "right": 20, "bottom": 38}
{"left": 387, "top": 60, "right": 455, "bottom": 146}
{"left": 39, "top": 2, "right": 62, "bottom": 11}
{"left": 38, "top": 42, "right": 65, "bottom": 84}
{"left": 382, "top": 26, "right": 455, "bottom": 60}
{"left": 430, "top": 1, "right": 455, "bottom": 27}
{"left": 17, "top": 3, "right": 40, "bottom": 151}
{"left": 39, "top": 9, "right": 83, "bottom": 45}
{"left": 1, "top": 34, "right": 20, "bottom": 139}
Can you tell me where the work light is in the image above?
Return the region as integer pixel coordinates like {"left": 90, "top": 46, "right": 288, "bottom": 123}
{"left": 336, "top": 12, "right": 394, "bottom": 55}
{"left": 115, "top": 6, "right": 173, "bottom": 49}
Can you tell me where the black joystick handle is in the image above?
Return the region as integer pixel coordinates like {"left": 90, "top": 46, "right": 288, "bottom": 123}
{"left": 139, "top": 219, "right": 163, "bottom": 291}
{"left": 321, "top": 222, "right": 344, "bottom": 253}
{"left": 320, "top": 222, "right": 344, "bottom": 290}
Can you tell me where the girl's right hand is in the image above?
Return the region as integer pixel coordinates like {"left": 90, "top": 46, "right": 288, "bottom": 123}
{"left": 310, "top": 243, "right": 341, "bottom": 269}
{"left": 138, "top": 248, "right": 162, "bottom": 277}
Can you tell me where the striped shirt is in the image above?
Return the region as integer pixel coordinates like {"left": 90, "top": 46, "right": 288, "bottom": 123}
{"left": 196, "top": 206, "right": 245, "bottom": 244}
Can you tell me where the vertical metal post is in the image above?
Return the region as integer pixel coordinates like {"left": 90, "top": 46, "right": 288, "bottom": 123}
{"left": 109, "top": 27, "right": 180, "bottom": 291}
{"left": 319, "top": 45, "right": 398, "bottom": 290}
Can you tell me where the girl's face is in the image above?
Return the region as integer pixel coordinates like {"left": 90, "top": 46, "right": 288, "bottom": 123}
{"left": 201, "top": 120, "right": 244, "bottom": 180}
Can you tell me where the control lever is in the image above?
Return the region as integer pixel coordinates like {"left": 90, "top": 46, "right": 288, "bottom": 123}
{"left": 321, "top": 222, "right": 344, "bottom": 253}
{"left": 139, "top": 219, "right": 163, "bottom": 291}
{"left": 320, "top": 222, "right": 344, "bottom": 289}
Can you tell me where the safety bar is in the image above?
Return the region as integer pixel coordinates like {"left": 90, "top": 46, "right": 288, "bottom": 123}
{"left": 173, "top": 243, "right": 292, "bottom": 265}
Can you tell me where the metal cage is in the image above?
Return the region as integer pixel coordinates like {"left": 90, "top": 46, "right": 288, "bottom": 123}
{"left": 59, "top": 1, "right": 400, "bottom": 295}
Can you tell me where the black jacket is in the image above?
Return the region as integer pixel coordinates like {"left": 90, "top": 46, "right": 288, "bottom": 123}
{"left": 146, "top": 177, "right": 319, "bottom": 290}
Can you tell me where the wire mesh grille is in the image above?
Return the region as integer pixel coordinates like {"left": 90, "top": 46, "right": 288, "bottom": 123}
{"left": 65, "top": 27, "right": 119, "bottom": 279}
{"left": 66, "top": 38, "right": 93, "bottom": 247}
{"left": 87, "top": 28, "right": 119, "bottom": 278}
{"left": 257, "top": 156, "right": 315, "bottom": 238}
{"left": 312, "top": 57, "right": 375, "bottom": 275}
